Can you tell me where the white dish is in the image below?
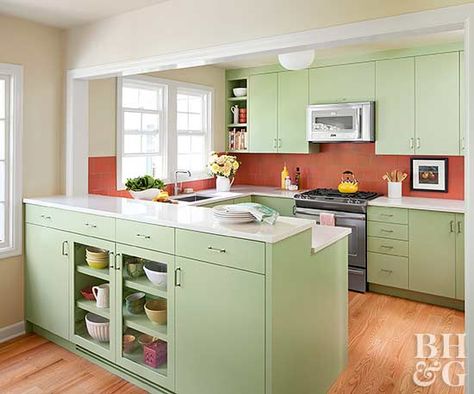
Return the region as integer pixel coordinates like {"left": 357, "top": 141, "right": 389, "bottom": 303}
{"left": 144, "top": 261, "right": 167, "bottom": 287}
{"left": 233, "top": 88, "right": 247, "bottom": 97}
{"left": 214, "top": 216, "right": 255, "bottom": 224}
{"left": 129, "top": 188, "right": 161, "bottom": 200}
{"left": 85, "top": 313, "right": 110, "bottom": 342}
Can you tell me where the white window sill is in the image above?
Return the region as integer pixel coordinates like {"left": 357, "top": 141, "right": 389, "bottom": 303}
{"left": 116, "top": 175, "right": 214, "bottom": 191}
{"left": 0, "top": 246, "right": 22, "bottom": 260}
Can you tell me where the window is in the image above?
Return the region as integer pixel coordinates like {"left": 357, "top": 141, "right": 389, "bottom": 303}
{"left": 0, "top": 64, "right": 22, "bottom": 258}
{"left": 117, "top": 76, "right": 212, "bottom": 187}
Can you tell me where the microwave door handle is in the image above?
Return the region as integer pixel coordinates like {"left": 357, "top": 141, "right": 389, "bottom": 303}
{"left": 355, "top": 107, "right": 361, "bottom": 135}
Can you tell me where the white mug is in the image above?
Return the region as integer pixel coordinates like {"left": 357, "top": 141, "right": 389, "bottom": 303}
{"left": 92, "top": 284, "right": 110, "bottom": 308}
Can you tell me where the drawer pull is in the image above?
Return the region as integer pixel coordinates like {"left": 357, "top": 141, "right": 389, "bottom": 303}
{"left": 380, "top": 213, "right": 394, "bottom": 217}
{"left": 175, "top": 268, "right": 182, "bottom": 287}
{"left": 208, "top": 246, "right": 226, "bottom": 253}
{"left": 381, "top": 269, "right": 393, "bottom": 274}
{"left": 136, "top": 233, "right": 151, "bottom": 240}
{"left": 85, "top": 223, "right": 97, "bottom": 229}
{"left": 380, "top": 229, "right": 394, "bottom": 233}
{"left": 41, "top": 214, "right": 52, "bottom": 220}
{"left": 380, "top": 245, "right": 394, "bottom": 249}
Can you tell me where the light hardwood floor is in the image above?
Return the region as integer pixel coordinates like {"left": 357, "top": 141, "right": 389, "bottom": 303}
{"left": 0, "top": 292, "right": 465, "bottom": 393}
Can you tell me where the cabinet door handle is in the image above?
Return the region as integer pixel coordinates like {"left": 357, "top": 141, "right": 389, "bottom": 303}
{"left": 278, "top": 138, "right": 282, "bottom": 148}
{"left": 109, "top": 251, "right": 115, "bottom": 269}
{"left": 114, "top": 253, "right": 121, "bottom": 270}
{"left": 410, "top": 138, "right": 414, "bottom": 149}
{"left": 273, "top": 138, "right": 277, "bottom": 149}
{"left": 380, "top": 245, "right": 394, "bottom": 249}
{"left": 175, "top": 267, "right": 182, "bottom": 287}
{"left": 61, "top": 241, "right": 69, "bottom": 256}
{"left": 136, "top": 233, "right": 151, "bottom": 240}
{"left": 457, "top": 221, "right": 462, "bottom": 234}
{"left": 461, "top": 137, "right": 465, "bottom": 152}
{"left": 381, "top": 269, "right": 393, "bottom": 274}
{"left": 450, "top": 221, "right": 455, "bottom": 233}
{"left": 207, "top": 246, "right": 226, "bottom": 253}
{"left": 416, "top": 137, "right": 421, "bottom": 149}
{"left": 380, "top": 229, "right": 394, "bottom": 233}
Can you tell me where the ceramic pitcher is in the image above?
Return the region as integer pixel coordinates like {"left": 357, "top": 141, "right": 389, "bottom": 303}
{"left": 92, "top": 283, "right": 110, "bottom": 308}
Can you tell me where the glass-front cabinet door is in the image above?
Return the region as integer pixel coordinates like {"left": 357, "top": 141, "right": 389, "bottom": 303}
{"left": 115, "top": 243, "right": 175, "bottom": 392}
{"left": 69, "top": 234, "right": 117, "bottom": 362}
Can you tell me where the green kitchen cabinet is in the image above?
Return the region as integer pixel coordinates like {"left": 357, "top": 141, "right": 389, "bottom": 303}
{"left": 175, "top": 256, "right": 265, "bottom": 394}
{"left": 25, "top": 224, "right": 70, "bottom": 340}
{"left": 309, "top": 61, "right": 375, "bottom": 104}
{"left": 415, "top": 52, "right": 460, "bottom": 155}
{"left": 409, "top": 210, "right": 456, "bottom": 298}
{"left": 252, "top": 195, "right": 295, "bottom": 216}
{"left": 460, "top": 51, "right": 465, "bottom": 155}
{"left": 375, "top": 57, "right": 416, "bottom": 155}
{"left": 456, "top": 214, "right": 465, "bottom": 300}
{"left": 277, "top": 70, "right": 309, "bottom": 153}
{"left": 69, "top": 234, "right": 117, "bottom": 362}
{"left": 115, "top": 244, "right": 175, "bottom": 391}
{"left": 233, "top": 195, "right": 252, "bottom": 204}
{"left": 248, "top": 73, "right": 278, "bottom": 152}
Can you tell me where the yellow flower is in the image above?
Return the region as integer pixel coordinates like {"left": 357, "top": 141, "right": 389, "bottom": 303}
{"left": 223, "top": 161, "right": 232, "bottom": 173}
{"left": 232, "top": 161, "right": 239, "bottom": 170}
{"left": 217, "top": 155, "right": 226, "bottom": 165}
{"left": 209, "top": 154, "right": 218, "bottom": 164}
{"left": 223, "top": 168, "right": 231, "bottom": 177}
{"left": 211, "top": 163, "right": 220, "bottom": 174}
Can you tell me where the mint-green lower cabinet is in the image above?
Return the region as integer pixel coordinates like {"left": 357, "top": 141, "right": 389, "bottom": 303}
{"left": 25, "top": 224, "right": 70, "bottom": 340}
{"left": 69, "top": 234, "right": 117, "bottom": 362}
{"left": 409, "top": 210, "right": 456, "bottom": 298}
{"left": 115, "top": 244, "right": 175, "bottom": 392}
{"left": 456, "top": 214, "right": 465, "bottom": 300}
{"left": 175, "top": 257, "right": 265, "bottom": 394}
{"left": 252, "top": 195, "right": 294, "bottom": 217}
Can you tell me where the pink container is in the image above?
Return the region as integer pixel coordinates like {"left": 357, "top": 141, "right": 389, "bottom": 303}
{"left": 144, "top": 340, "right": 167, "bottom": 368}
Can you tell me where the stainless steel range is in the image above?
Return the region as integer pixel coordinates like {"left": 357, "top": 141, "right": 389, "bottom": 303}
{"left": 294, "top": 188, "right": 379, "bottom": 292}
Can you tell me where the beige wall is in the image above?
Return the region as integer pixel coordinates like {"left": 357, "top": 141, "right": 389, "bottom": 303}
{"left": 0, "top": 15, "right": 64, "bottom": 329}
{"left": 66, "top": 0, "right": 473, "bottom": 69}
{"left": 89, "top": 65, "right": 226, "bottom": 157}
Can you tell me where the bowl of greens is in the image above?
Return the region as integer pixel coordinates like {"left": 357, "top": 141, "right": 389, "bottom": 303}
{"left": 125, "top": 175, "right": 165, "bottom": 200}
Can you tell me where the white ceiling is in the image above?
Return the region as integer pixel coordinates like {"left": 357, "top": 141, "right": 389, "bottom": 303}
{"left": 0, "top": 0, "right": 170, "bottom": 28}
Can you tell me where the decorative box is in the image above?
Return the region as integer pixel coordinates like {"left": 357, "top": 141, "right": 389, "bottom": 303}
{"left": 144, "top": 340, "right": 167, "bottom": 368}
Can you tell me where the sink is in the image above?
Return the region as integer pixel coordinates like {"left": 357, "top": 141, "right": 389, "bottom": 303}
{"left": 172, "top": 195, "right": 214, "bottom": 202}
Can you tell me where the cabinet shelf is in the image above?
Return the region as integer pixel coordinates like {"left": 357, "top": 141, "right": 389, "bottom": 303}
{"left": 74, "top": 321, "right": 110, "bottom": 352}
{"left": 122, "top": 305, "right": 167, "bottom": 341}
{"left": 77, "top": 264, "right": 109, "bottom": 280}
{"left": 124, "top": 276, "right": 167, "bottom": 298}
{"left": 76, "top": 299, "right": 110, "bottom": 319}
{"left": 227, "top": 123, "right": 247, "bottom": 127}
{"left": 227, "top": 96, "right": 247, "bottom": 101}
{"left": 123, "top": 349, "right": 168, "bottom": 377}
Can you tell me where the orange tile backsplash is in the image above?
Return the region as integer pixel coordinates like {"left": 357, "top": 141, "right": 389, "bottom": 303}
{"left": 89, "top": 144, "right": 464, "bottom": 200}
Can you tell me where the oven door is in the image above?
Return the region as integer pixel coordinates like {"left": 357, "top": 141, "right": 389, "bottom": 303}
{"left": 294, "top": 207, "right": 366, "bottom": 269}
{"left": 307, "top": 105, "right": 361, "bottom": 142}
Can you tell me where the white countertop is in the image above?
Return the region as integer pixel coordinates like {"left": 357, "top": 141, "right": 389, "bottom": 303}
{"left": 369, "top": 196, "right": 465, "bottom": 214}
{"left": 311, "top": 225, "right": 352, "bottom": 254}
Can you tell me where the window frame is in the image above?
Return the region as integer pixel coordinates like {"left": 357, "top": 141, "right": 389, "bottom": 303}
{"left": 117, "top": 75, "right": 213, "bottom": 189}
{"left": 0, "top": 63, "right": 23, "bottom": 259}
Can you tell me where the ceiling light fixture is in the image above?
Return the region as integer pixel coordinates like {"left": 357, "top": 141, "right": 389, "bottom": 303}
{"left": 278, "top": 50, "right": 315, "bottom": 71}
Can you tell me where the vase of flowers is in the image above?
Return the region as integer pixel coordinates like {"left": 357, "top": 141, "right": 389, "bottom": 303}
{"left": 208, "top": 153, "right": 239, "bottom": 192}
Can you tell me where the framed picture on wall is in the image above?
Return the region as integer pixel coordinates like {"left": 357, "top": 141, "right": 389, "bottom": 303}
{"left": 410, "top": 158, "right": 448, "bottom": 192}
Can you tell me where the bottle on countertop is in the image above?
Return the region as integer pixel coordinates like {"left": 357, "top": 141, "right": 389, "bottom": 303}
{"left": 294, "top": 167, "right": 301, "bottom": 190}
{"left": 281, "top": 164, "right": 289, "bottom": 190}
{"left": 285, "top": 176, "right": 291, "bottom": 190}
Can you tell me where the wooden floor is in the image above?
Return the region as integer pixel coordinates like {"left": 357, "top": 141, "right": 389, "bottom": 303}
{"left": 0, "top": 292, "right": 465, "bottom": 393}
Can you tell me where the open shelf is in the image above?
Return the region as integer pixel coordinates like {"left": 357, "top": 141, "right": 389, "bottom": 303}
{"left": 124, "top": 276, "right": 167, "bottom": 299}
{"left": 227, "top": 96, "right": 247, "bottom": 101}
{"left": 76, "top": 264, "right": 109, "bottom": 280}
{"left": 123, "top": 348, "right": 168, "bottom": 377}
{"left": 122, "top": 305, "right": 167, "bottom": 341}
{"left": 227, "top": 123, "right": 247, "bottom": 127}
{"left": 75, "top": 320, "right": 110, "bottom": 351}
{"left": 76, "top": 299, "right": 110, "bottom": 319}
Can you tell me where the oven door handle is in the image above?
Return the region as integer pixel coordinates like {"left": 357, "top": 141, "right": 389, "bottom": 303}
{"left": 294, "top": 207, "right": 366, "bottom": 220}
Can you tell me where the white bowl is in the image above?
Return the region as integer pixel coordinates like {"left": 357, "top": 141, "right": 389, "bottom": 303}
{"left": 144, "top": 261, "right": 167, "bottom": 287}
{"left": 85, "top": 313, "right": 110, "bottom": 342}
{"left": 233, "top": 88, "right": 247, "bottom": 97}
{"left": 129, "top": 188, "right": 162, "bottom": 200}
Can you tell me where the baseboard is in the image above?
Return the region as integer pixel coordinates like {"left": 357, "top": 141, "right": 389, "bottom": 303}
{"left": 0, "top": 321, "right": 26, "bottom": 343}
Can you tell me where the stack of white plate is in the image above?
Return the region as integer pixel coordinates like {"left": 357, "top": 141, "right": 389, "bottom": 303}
{"left": 213, "top": 205, "right": 255, "bottom": 224}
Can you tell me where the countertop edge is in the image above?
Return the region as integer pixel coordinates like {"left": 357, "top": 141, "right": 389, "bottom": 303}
{"left": 368, "top": 196, "right": 465, "bottom": 214}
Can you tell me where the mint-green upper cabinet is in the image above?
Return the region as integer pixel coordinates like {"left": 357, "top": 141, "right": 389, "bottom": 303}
{"left": 455, "top": 214, "right": 464, "bottom": 300}
{"left": 309, "top": 62, "right": 375, "bottom": 104}
{"left": 415, "top": 52, "right": 460, "bottom": 155}
{"left": 25, "top": 224, "right": 70, "bottom": 340}
{"left": 460, "top": 51, "right": 465, "bottom": 155}
{"left": 409, "top": 210, "right": 456, "bottom": 298}
{"left": 248, "top": 73, "right": 278, "bottom": 152}
{"left": 278, "top": 70, "right": 309, "bottom": 153}
{"left": 175, "top": 257, "right": 265, "bottom": 394}
{"left": 375, "top": 57, "right": 415, "bottom": 155}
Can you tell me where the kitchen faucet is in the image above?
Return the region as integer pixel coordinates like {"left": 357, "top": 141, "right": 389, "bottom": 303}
{"left": 174, "top": 170, "right": 191, "bottom": 196}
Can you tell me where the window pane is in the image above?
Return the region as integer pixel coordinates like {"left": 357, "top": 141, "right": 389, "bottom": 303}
{"left": 122, "top": 155, "right": 164, "bottom": 183}
{"left": 123, "top": 135, "right": 142, "bottom": 154}
{"left": 177, "top": 94, "right": 188, "bottom": 112}
{"left": 177, "top": 135, "right": 191, "bottom": 153}
{"left": 124, "top": 112, "right": 141, "bottom": 131}
{"left": 177, "top": 154, "right": 189, "bottom": 170}
{"left": 142, "top": 113, "right": 159, "bottom": 132}
{"left": 0, "top": 161, "right": 5, "bottom": 202}
{"left": 143, "top": 134, "right": 160, "bottom": 153}
{"left": 0, "top": 120, "right": 4, "bottom": 160}
{"left": 189, "top": 96, "right": 202, "bottom": 113}
{"left": 123, "top": 87, "right": 139, "bottom": 108}
{"left": 189, "top": 113, "right": 202, "bottom": 131}
{"left": 139, "top": 88, "right": 158, "bottom": 110}
{"left": 0, "top": 202, "right": 4, "bottom": 242}
{"left": 190, "top": 154, "right": 204, "bottom": 170}
{"left": 191, "top": 135, "right": 204, "bottom": 153}
{"left": 177, "top": 113, "right": 188, "bottom": 131}
{"left": 0, "top": 80, "right": 5, "bottom": 119}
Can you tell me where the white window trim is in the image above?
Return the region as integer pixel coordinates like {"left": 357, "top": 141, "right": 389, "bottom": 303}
{"left": 116, "top": 75, "right": 213, "bottom": 189}
{"left": 0, "top": 63, "right": 23, "bottom": 259}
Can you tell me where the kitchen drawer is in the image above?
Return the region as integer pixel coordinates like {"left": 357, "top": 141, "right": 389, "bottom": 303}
{"left": 116, "top": 219, "right": 174, "bottom": 254}
{"left": 367, "top": 206, "right": 408, "bottom": 225}
{"left": 367, "top": 221, "right": 408, "bottom": 241}
{"left": 368, "top": 252, "right": 408, "bottom": 289}
{"left": 175, "top": 229, "right": 265, "bottom": 274}
{"left": 368, "top": 237, "right": 408, "bottom": 257}
{"left": 25, "top": 204, "right": 115, "bottom": 240}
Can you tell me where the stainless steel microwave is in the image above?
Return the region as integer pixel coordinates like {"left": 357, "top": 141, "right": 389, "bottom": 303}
{"left": 306, "top": 101, "right": 375, "bottom": 143}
